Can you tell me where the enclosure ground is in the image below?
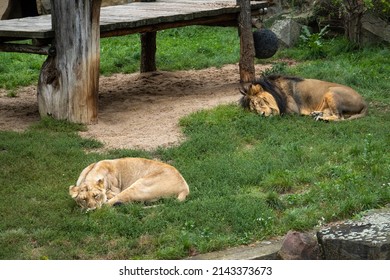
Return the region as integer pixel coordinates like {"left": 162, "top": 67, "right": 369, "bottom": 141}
{"left": 0, "top": 63, "right": 279, "bottom": 150}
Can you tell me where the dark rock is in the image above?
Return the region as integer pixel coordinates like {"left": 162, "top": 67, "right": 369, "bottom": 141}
{"left": 277, "top": 230, "right": 321, "bottom": 260}
{"left": 317, "top": 208, "right": 390, "bottom": 259}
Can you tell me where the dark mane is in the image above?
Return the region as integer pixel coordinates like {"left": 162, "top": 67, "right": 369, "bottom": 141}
{"left": 266, "top": 74, "right": 304, "bottom": 83}
{"left": 239, "top": 90, "right": 251, "bottom": 109}
{"left": 240, "top": 74, "right": 304, "bottom": 115}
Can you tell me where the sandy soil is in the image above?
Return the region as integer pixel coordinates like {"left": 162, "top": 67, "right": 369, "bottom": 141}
{"left": 0, "top": 63, "right": 277, "bottom": 151}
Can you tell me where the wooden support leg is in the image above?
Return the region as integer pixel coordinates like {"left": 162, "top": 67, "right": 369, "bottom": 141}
{"left": 237, "top": 0, "right": 255, "bottom": 82}
{"left": 37, "top": 0, "right": 102, "bottom": 124}
{"left": 140, "top": 31, "right": 157, "bottom": 73}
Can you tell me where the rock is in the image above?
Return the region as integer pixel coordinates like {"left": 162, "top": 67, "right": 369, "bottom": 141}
{"left": 270, "top": 19, "right": 302, "bottom": 48}
{"left": 317, "top": 208, "right": 390, "bottom": 259}
{"left": 277, "top": 231, "right": 321, "bottom": 260}
{"left": 361, "top": 12, "right": 390, "bottom": 45}
{"left": 187, "top": 238, "right": 283, "bottom": 260}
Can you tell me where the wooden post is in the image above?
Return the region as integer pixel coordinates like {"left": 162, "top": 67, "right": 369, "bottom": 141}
{"left": 237, "top": 0, "right": 255, "bottom": 82}
{"left": 37, "top": 0, "right": 102, "bottom": 124}
{"left": 140, "top": 32, "right": 157, "bottom": 72}
{"left": 140, "top": 0, "right": 157, "bottom": 72}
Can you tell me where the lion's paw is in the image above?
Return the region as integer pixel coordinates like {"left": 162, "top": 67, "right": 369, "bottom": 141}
{"left": 310, "top": 111, "right": 324, "bottom": 121}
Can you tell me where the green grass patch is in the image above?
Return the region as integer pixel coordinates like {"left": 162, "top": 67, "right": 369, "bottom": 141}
{"left": 1, "top": 27, "right": 390, "bottom": 259}
{"left": 0, "top": 51, "right": 45, "bottom": 90}
{"left": 0, "top": 26, "right": 239, "bottom": 90}
{"left": 99, "top": 26, "right": 239, "bottom": 76}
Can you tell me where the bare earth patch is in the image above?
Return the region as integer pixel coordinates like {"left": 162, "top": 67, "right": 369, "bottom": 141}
{"left": 0, "top": 63, "right": 274, "bottom": 151}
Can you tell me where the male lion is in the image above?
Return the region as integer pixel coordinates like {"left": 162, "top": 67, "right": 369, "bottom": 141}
{"left": 240, "top": 75, "right": 368, "bottom": 121}
{"left": 69, "top": 158, "right": 190, "bottom": 211}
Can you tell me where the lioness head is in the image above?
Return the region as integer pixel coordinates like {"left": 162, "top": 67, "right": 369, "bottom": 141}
{"left": 69, "top": 179, "right": 107, "bottom": 211}
{"left": 240, "top": 84, "right": 280, "bottom": 116}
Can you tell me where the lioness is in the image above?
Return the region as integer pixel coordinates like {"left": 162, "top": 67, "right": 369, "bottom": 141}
{"left": 69, "top": 157, "right": 190, "bottom": 211}
{"left": 240, "top": 75, "right": 368, "bottom": 121}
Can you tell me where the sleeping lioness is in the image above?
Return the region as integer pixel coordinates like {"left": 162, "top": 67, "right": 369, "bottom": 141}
{"left": 69, "top": 157, "right": 190, "bottom": 211}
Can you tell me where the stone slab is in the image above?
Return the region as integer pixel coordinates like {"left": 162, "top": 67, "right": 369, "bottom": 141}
{"left": 317, "top": 208, "right": 390, "bottom": 260}
{"left": 187, "top": 238, "right": 283, "bottom": 260}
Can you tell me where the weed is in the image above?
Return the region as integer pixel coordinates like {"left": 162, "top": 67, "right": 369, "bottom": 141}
{"left": 261, "top": 62, "right": 288, "bottom": 76}
{"left": 265, "top": 192, "right": 286, "bottom": 210}
{"left": 299, "top": 25, "right": 329, "bottom": 59}
{"left": 6, "top": 90, "right": 17, "bottom": 98}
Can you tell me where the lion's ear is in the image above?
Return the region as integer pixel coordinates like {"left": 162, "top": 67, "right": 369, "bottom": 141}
{"left": 240, "top": 83, "right": 251, "bottom": 96}
{"left": 254, "top": 84, "right": 263, "bottom": 92}
{"left": 69, "top": 185, "right": 79, "bottom": 198}
{"left": 240, "top": 87, "right": 247, "bottom": 96}
{"left": 248, "top": 84, "right": 263, "bottom": 96}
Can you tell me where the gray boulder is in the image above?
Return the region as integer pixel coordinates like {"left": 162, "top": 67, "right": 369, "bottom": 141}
{"left": 361, "top": 12, "right": 390, "bottom": 45}
{"left": 270, "top": 19, "right": 302, "bottom": 48}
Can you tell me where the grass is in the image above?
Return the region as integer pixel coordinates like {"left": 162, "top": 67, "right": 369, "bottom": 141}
{"left": 0, "top": 27, "right": 390, "bottom": 259}
{"left": 0, "top": 26, "right": 239, "bottom": 90}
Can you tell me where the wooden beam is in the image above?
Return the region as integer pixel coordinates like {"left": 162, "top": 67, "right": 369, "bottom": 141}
{"left": 0, "top": 43, "right": 53, "bottom": 55}
{"left": 100, "top": 12, "right": 243, "bottom": 38}
{"left": 0, "top": 1, "right": 268, "bottom": 42}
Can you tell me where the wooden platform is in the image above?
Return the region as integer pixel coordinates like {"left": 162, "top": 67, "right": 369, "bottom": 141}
{"left": 0, "top": 0, "right": 268, "bottom": 124}
{"left": 0, "top": 0, "right": 268, "bottom": 43}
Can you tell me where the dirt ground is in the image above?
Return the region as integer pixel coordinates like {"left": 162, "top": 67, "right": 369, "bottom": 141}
{"left": 0, "top": 63, "right": 277, "bottom": 151}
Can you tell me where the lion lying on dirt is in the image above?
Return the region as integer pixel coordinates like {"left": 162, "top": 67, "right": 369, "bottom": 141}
{"left": 69, "top": 158, "right": 190, "bottom": 211}
{"left": 240, "top": 75, "right": 368, "bottom": 121}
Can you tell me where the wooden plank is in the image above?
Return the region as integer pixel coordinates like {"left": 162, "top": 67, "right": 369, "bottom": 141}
{"left": 0, "top": 42, "right": 52, "bottom": 55}
{"left": 0, "top": 15, "right": 53, "bottom": 38}
{"left": 0, "top": 1, "right": 268, "bottom": 41}
{"left": 101, "top": 12, "right": 238, "bottom": 37}
{"left": 99, "top": 3, "right": 240, "bottom": 34}
{"left": 99, "top": 2, "right": 238, "bottom": 24}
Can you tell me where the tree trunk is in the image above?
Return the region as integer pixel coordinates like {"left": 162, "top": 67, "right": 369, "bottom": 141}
{"left": 140, "top": 32, "right": 157, "bottom": 73}
{"left": 237, "top": 0, "right": 255, "bottom": 82}
{"left": 343, "top": 0, "right": 365, "bottom": 46}
{"left": 37, "top": 0, "right": 102, "bottom": 124}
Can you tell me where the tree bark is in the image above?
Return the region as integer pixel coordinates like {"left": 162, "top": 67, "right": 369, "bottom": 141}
{"left": 37, "top": 0, "right": 102, "bottom": 124}
{"left": 343, "top": 0, "right": 365, "bottom": 47}
{"left": 237, "top": 0, "right": 255, "bottom": 82}
{"left": 140, "top": 32, "right": 157, "bottom": 73}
